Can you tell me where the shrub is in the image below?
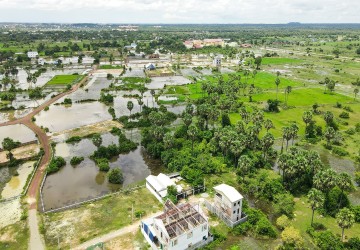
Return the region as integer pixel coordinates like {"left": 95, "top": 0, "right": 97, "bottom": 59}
{"left": 63, "top": 98, "right": 72, "bottom": 105}
{"left": 339, "top": 111, "right": 349, "bottom": 119}
{"left": 108, "top": 168, "right": 124, "bottom": 184}
{"left": 332, "top": 146, "right": 349, "bottom": 157}
{"left": 276, "top": 215, "right": 290, "bottom": 230}
{"left": 47, "top": 156, "right": 66, "bottom": 174}
{"left": 343, "top": 106, "right": 353, "bottom": 112}
{"left": 345, "top": 237, "right": 360, "bottom": 250}
{"left": 312, "top": 222, "right": 327, "bottom": 231}
{"left": 345, "top": 128, "right": 356, "bottom": 135}
{"left": 325, "top": 186, "right": 350, "bottom": 217}
{"left": 70, "top": 156, "right": 84, "bottom": 166}
{"left": 65, "top": 136, "right": 82, "bottom": 144}
{"left": 96, "top": 158, "right": 110, "bottom": 172}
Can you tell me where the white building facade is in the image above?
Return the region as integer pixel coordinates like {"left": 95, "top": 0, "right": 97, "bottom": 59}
{"left": 27, "top": 51, "right": 38, "bottom": 58}
{"left": 205, "top": 184, "right": 247, "bottom": 227}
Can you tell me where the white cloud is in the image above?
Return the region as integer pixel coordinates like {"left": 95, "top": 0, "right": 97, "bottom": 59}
{"left": 0, "top": 0, "right": 359, "bottom": 23}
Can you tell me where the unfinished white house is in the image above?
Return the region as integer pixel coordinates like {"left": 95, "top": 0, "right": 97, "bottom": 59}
{"left": 141, "top": 200, "right": 213, "bottom": 250}
{"left": 212, "top": 56, "right": 221, "bottom": 68}
{"left": 146, "top": 173, "right": 182, "bottom": 203}
{"left": 205, "top": 184, "right": 247, "bottom": 227}
{"left": 27, "top": 51, "right": 38, "bottom": 58}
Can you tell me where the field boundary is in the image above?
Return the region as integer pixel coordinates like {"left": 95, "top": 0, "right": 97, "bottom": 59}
{"left": 41, "top": 183, "right": 145, "bottom": 214}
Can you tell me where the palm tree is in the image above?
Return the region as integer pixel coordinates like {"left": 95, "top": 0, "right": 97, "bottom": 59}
{"left": 230, "top": 139, "right": 246, "bottom": 167}
{"left": 127, "top": 100, "right": 134, "bottom": 116}
{"left": 263, "top": 119, "right": 274, "bottom": 132}
{"left": 261, "top": 132, "right": 274, "bottom": 160}
{"left": 337, "top": 173, "right": 354, "bottom": 208}
{"left": 323, "top": 111, "right": 334, "bottom": 126}
{"left": 289, "top": 123, "right": 299, "bottom": 146}
{"left": 302, "top": 111, "right": 313, "bottom": 135}
{"left": 307, "top": 188, "right": 325, "bottom": 226}
{"left": 237, "top": 155, "right": 253, "bottom": 181}
{"left": 281, "top": 126, "right": 292, "bottom": 152}
{"left": 284, "top": 86, "right": 292, "bottom": 106}
{"left": 313, "top": 169, "right": 338, "bottom": 192}
{"left": 187, "top": 125, "right": 198, "bottom": 151}
{"left": 275, "top": 71, "right": 281, "bottom": 100}
{"left": 323, "top": 127, "right": 335, "bottom": 147}
{"left": 336, "top": 208, "right": 355, "bottom": 241}
{"left": 150, "top": 89, "right": 156, "bottom": 107}
{"left": 354, "top": 88, "right": 359, "bottom": 101}
{"left": 137, "top": 98, "right": 144, "bottom": 112}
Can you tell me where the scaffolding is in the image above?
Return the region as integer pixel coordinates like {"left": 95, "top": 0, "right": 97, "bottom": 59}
{"left": 156, "top": 200, "right": 207, "bottom": 239}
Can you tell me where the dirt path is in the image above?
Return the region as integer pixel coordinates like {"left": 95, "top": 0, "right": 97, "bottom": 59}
{"left": 28, "top": 209, "right": 45, "bottom": 250}
{"left": 73, "top": 211, "right": 162, "bottom": 250}
{"left": 0, "top": 74, "right": 91, "bottom": 249}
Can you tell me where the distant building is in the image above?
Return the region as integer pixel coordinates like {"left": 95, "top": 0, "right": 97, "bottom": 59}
{"left": 141, "top": 200, "right": 213, "bottom": 250}
{"left": 241, "top": 44, "right": 252, "bottom": 48}
{"left": 203, "top": 39, "right": 224, "bottom": 47}
{"left": 213, "top": 56, "right": 221, "bottom": 68}
{"left": 148, "top": 54, "right": 160, "bottom": 59}
{"left": 146, "top": 173, "right": 182, "bottom": 202}
{"left": 183, "top": 39, "right": 224, "bottom": 49}
{"left": 204, "top": 184, "right": 247, "bottom": 227}
{"left": 145, "top": 63, "right": 156, "bottom": 71}
{"left": 27, "top": 51, "right": 38, "bottom": 58}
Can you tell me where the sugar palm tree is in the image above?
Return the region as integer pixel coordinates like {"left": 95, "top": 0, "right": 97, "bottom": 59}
{"left": 127, "top": 100, "right": 134, "bottom": 116}
{"left": 264, "top": 119, "right": 274, "bottom": 132}
{"left": 354, "top": 88, "right": 359, "bottom": 101}
{"left": 187, "top": 125, "right": 198, "bottom": 151}
{"left": 336, "top": 208, "right": 355, "bottom": 241}
{"left": 237, "top": 155, "right": 253, "bottom": 181}
{"left": 302, "top": 111, "right": 313, "bottom": 135}
{"left": 150, "top": 89, "right": 156, "bottom": 107}
{"left": 275, "top": 71, "right": 281, "bottom": 100}
{"left": 307, "top": 188, "right": 325, "bottom": 226}
{"left": 137, "top": 98, "right": 143, "bottom": 112}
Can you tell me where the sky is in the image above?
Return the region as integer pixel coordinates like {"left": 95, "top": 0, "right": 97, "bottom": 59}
{"left": 0, "top": 0, "right": 359, "bottom": 24}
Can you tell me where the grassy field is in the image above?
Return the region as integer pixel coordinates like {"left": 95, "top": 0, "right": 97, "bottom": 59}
{"left": 99, "top": 65, "right": 123, "bottom": 69}
{"left": 261, "top": 57, "right": 303, "bottom": 65}
{"left": 41, "top": 188, "right": 162, "bottom": 249}
{"left": 46, "top": 75, "right": 84, "bottom": 86}
{"left": 292, "top": 196, "right": 360, "bottom": 240}
{"left": 0, "top": 221, "right": 29, "bottom": 250}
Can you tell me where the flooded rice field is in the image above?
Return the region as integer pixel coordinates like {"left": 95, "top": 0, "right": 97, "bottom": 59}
{"left": 0, "top": 124, "right": 37, "bottom": 145}
{"left": 180, "top": 68, "right": 200, "bottom": 77}
{"left": 146, "top": 76, "right": 191, "bottom": 89}
{"left": 41, "top": 133, "right": 163, "bottom": 210}
{"left": 121, "top": 69, "right": 146, "bottom": 78}
{"left": 1, "top": 161, "right": 35, "bottom": 199}
{"left": 35, "top": 101, "right": 112, "bottom": 133}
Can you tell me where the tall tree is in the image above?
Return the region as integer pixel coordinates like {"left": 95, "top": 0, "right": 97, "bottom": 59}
{"left": 2, "top": 137, "right": 20, "bottom": 161}
{"left": 354, "top": 88, "right": 359, "bottom": 101}
{"left": 307, "top": 188, "right": 325, "bottom": 226}
{"left": 187, "top": 125, "right": 198, "bottom": 151}
{"left": 264, "top": 119, "right": 274, "bottom": 132}
{"left": 150, "top": 89, "right": 156, "bottom": 107}
{"left": 237, "top": 155, "right": 253, "bottom": 180}
{"left": 127, "top": 100, "right": 134, "bottom": 116}
{"left": 302, "top": 111, "right": 313, "bottom": 135}
{"left": 336, "top": 208, "right": 355, "bottom": 241}
{"left": 275, "top": 71, "right": 281, "bottom": 100}
{"left": 324, "top": 127, "right": 336, "bottom": 147}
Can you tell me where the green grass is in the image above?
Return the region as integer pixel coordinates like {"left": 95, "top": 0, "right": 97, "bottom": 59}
{"left": 0, "top": 221, "right": 29, "bottom": 250}
{"left": 121, "top": 77, "right": 146, "bottom": 84}
{"left": 262, "top": 57, "right": 303, "bottom": 65}
{"left": 42, "top": 188, "right": 162, "bottom": 249}
{"left": 46, "top": 75, "right": 84, "bottom": 86}
{"left": 99, "top": 65, "right": 123, "bottom": 69}
{"left": 291, "top": 196, "right": 360, "bottom": 240}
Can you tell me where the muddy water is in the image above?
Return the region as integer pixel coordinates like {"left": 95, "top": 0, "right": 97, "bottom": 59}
{"left": 0, "top": 124, "right": 37, "bottom": 145}
{"left": 41, "top": 134, "right": 164, "bottom": 210}
{"left": 34, "top": 101, "right": 112, "bottom": 133}
{"left": 146, "top": 76, "right": 191, "bottom": 89}
{"left": 68, "top": 77, "right": 112, "bottom": 102}
{"left": 1, "top": 161, "right": 35, "bottom": 199}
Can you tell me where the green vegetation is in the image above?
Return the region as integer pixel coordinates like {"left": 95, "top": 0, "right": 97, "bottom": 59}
{"left": 46, "top": 75, "right": 83, "bottom": 86}
{"left": 99, "top": 65, "right": 123, "bottom": 69}
{"left": 108, "top": 168, "right": 124, "bottom": 184}
{"left": 70, "top": 156, "right": 84, "bottom": 166}
{"left": 47, "top": 156, "right": 66, "bottom": 174}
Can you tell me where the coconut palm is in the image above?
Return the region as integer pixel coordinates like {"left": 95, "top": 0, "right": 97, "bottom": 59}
{"left": 127, "top": 100, "right": 134, "bottom": 116}
{"left": 307, "top": 188, "right": 325, "bottom": 226}
{"left": 336, "top": 208, "right": 355, "bottom": 241}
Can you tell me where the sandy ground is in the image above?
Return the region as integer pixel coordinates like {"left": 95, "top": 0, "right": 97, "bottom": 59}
{"left": 0, "top": 198, "right": 21, "bottom": 228}
{"left": 1, "top": 161, "right": 35, "bottom": 199}
{"left": 105, "top": 232, "right": 137, "bottom": 250}
{"left": 0, "top": 144, "right": 40, "bottom": 164}
{"left": 51, "top": 120, "right": 122, "bottom": 141}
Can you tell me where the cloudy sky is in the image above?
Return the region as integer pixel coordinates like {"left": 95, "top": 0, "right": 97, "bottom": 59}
{"left": 0, "top": 0, "right": 358, "bottom": 23}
